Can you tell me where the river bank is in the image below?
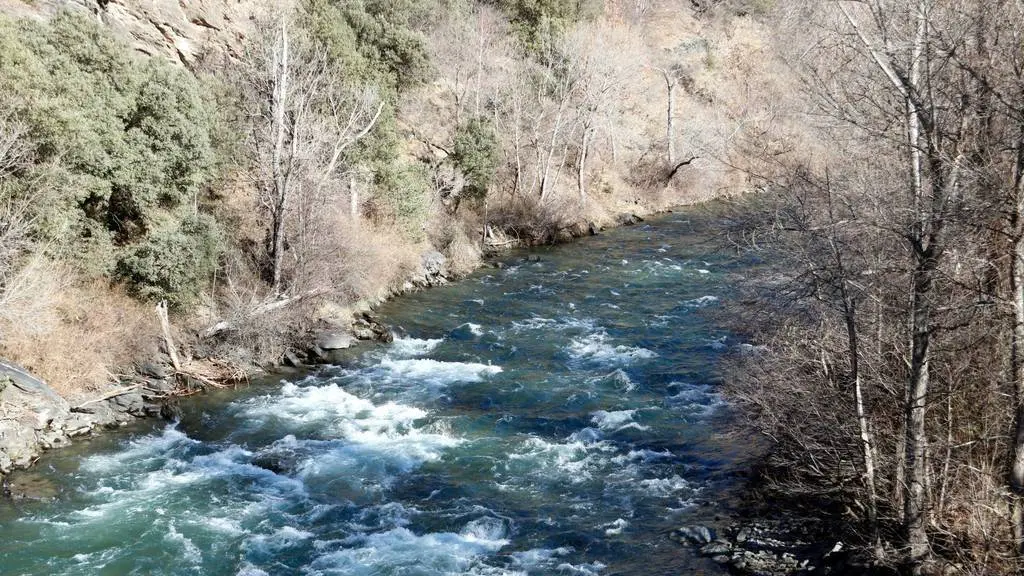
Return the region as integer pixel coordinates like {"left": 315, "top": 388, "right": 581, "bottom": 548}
{"left": 0, "top": 206, "right": 659, "bottom": 490}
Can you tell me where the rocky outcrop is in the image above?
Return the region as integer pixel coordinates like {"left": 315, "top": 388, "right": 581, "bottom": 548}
{"left": 9, "top": 0, "right": 283, "bottom": 67}
{"left": 0, "top": 359, "right": 173, "bottom": 479}
{"left": 672, "top": 520, "right": 870, "bottom": 576}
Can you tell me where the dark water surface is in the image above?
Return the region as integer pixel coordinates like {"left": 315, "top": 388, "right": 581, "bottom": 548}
{"left": 0, "top": 209, "right": 756, "bottom": 575}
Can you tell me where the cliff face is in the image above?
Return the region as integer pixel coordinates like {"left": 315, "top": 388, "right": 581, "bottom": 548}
{"left": 1, "top": 0, "right": 279, "bottom": 66}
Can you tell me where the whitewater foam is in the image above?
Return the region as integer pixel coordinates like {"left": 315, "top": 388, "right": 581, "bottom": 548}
{"left": 305, "top": 522, "right": 510, "bottom": 575}
{"left": 590, "top": 410, "right": 649, "bottom": 432}
{"left": 567, "top": 331, "right": 656, "bottom": 366}
{"left": 388, "top": 337, "right": 444, "bottom": 358}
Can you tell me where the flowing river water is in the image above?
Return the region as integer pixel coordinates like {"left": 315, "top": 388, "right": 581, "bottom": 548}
{"left": 0, "top": 209, "right": 758, "bottom": 575}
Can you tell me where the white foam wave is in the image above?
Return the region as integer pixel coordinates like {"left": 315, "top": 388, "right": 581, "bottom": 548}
{"left": 638, "top": 475, "right": 691, "bottom": 497}
{"left": 556, "top": 561, "right": 607, "bottom": 575}
{"left": 685, "top": 295, "right": 719, "bottom": 308}
{"left": 306, "top": 522, "right": 509, "bottom": 574}
{"left": 164, "top": 523, "right": 202, "bottom": 564}
{"left": 507, "top": 435, "right": 616, "bottom": 484}
{"left": 80, "top": 425, "right": 196, "bottom": 473}
{"left": 668, "top": 382, "right": 727, "bottom": 416}
{"left": 567, "top": 332, "right": 656, "bottom": 366}
{"left": 590, "top": 410, "right": 649, "bottom": 432}
{"left": 239, "top": 383, "right": 461, "bottom": 484}
{"left": 377, "top": 358, "right": 501, "bottom": 384}
{"left": 388, "top": 337, "right": 444, "bottom": 358}
{"left": 244, "top": 525, "right": 314, "bottom": 556}
{"left": 510, "top": 316, "right": 596, "bottom": 332}
{"left": 603, "top": 518, "right": 629, "bottom": 536}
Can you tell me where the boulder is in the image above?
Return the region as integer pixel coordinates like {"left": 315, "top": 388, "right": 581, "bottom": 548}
{"left": 251, "top": 449, "right": 302, "bottom": 475}
{"left": 142, "top": 377, "right": 175, "bottom": 398}
{"left": 109, "top": 391, "right": 146, "bottom": 417}
{"left": 352, "top": 312, "right": 393, "bottom": 343}
{"left": 138, "top": 361, "right": 171, "bottom": 379}
{"left": 421, "top": 250, "right": 447, "bottom": 277}
{"left": 282, "top": 349, "right": 304, "bottom": 368}
{"left": 316, "top": 331, "right": 355, "bottom": 351}
{"left": 616, "top": 213, "right": 645, "bottom": 226}
{"left": 0, "top": 361, "right": 73, "bottom": 475}
{"left": 674, "top": 525, "right": 715, "bottom": 546}
{"left": 700, "top": 541, "right": 734, "bottom": 556}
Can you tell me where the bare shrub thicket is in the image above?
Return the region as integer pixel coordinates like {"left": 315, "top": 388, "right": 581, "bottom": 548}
{"left": 725, "top": 1, "right": 1024, "bottom": 572}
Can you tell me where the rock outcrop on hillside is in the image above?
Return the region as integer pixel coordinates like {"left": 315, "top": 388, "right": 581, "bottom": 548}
{"left": 1, "top": 0, "right": 281, "bottom": 66}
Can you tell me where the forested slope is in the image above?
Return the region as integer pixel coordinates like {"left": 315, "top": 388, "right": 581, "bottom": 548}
{"left": 0, "top": 1, "right": 774, "bottom": 395}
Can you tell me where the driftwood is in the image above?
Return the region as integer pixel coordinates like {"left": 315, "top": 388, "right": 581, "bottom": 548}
{"left": 156, "top": 300, "right": 182, "bottom": 372}
{"left": 72, "top": 384, "right": 141, "bottom": 411}
{"left": 202, "top": 288, "right": 331, "bottom": 338}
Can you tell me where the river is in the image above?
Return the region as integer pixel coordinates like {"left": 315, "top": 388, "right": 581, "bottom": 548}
{"left": 0, "top": 209, "right": 756, "bottom": 575}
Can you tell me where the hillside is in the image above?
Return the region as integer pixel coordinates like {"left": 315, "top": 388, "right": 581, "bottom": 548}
{"left": 0, "top": 0, "right": 780, "bottom": 479}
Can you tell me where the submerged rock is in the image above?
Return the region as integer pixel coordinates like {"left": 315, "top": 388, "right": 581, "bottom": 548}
{"left": 251, "top": 449, "right": 302, "bottom": 476}
{"left": 673, "top": 525, "right": 715, "bottom": 546}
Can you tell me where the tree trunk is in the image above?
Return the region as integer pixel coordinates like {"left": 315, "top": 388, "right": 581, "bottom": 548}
{"left": 663, "top": 72, "right": 677, "bottom": 166}
{"left": 578, "top": 128, "right": 589, "bottom": 202}
{"left": 349, "top": 171, "right": 359, "bottom": 219}
{"left": 905, "top": 257, "right": 935, "bottom": 570}
{"left": 903, "top": 8, "right": 932, "bottom": 567}
{"left": 846, "top": 297, "right": 879, "bottom": 536}
{"left": 1007, "top": 131, "right": 1024, "bottom": 551}
{"left": 270, "top": 19, "right": 290, "bottom": 295}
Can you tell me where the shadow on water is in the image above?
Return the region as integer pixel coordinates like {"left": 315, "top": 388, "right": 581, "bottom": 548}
{"left": 0, "top": 206, "right": 765, "bottom": 576}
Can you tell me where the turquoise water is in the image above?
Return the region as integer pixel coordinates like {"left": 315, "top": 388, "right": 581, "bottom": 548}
{"left": 0, "top": 210, "right": 754, "bottom": 575}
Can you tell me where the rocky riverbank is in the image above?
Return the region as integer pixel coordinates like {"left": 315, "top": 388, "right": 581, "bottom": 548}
{"left": 0, "top": 210, "right": 651, "bottom": 490}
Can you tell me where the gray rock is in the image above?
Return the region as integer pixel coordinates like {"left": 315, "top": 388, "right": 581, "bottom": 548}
{"left": 0, "top": 361, "right": 64, "bottom": 406}
{"left": 282, "top": 349, "right": 304, "bottom": 367}
{"left": 110, "top": 392, "right": 145, "bottom": 417}
{"left": 71, "top": 401, "right": 118, "bottom": 425}
{"left": 307, "top": 345, "right": 329, "bottom": 364}
{"left": 0, "top": 361, "right": 73, "bottom": 476}
{"left": 138, "top": 361, "right": 170, "bottom": 379}
{"left": 352, "top": 325, "right": 376, "bottom": 340}
{"left": 701, "top": 541, "right": 734, "bottom": 556}
{"left": 353, "top": 313, "right": 393, "bottom": 343}
{"left": 675, "top": 525, "right": 715, "bottom": 546}
{"left": 316, "top": 331, "right": 355, "bottom": 351}
{"left": 421, "top": 250, "right": 447, "bottom": 277}
{"left": 142, "top": 377, "right": 175, "bottom": 396}
{"left": 251, "top": 449, "right": 302, "bottom": 475}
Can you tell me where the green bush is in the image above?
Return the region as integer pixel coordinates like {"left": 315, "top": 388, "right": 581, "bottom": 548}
{"left": 490, "top": 0, "right": 602, "bottom": 51}
{"left": 0, "top": 11, "right": 220, "bottom": 309}
{"left": 115, "top": 215, "right": 223, "bottom": 311}
{"left": 373, "top": 163, "right": 430, "bottom": 240}
{"left": 451, "top": 117, "right": 500, "bottom": 201}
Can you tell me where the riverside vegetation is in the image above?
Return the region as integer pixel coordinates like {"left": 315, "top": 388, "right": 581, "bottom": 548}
{"left": 6, "top": 0, "right": 1024, "bottom": 575}
{"left": 0, "top": 0, "right": 774, "bottom": 476}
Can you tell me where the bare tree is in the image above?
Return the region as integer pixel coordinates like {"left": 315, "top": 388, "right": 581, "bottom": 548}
{"left": 240, "top": 13, "right": 383, "bottom": 295}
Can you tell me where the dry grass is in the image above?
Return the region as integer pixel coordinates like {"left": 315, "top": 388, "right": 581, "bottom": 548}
{"left": 444, "top": 225, "right": 483, "bottom": 277}
{"left": 0, "top": 260, "right": 157, "bottom": 397}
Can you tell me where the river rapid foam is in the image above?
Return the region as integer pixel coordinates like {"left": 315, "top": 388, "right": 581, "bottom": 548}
{"left": 0, "top": 212, "right": 752, "bottom": 575}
